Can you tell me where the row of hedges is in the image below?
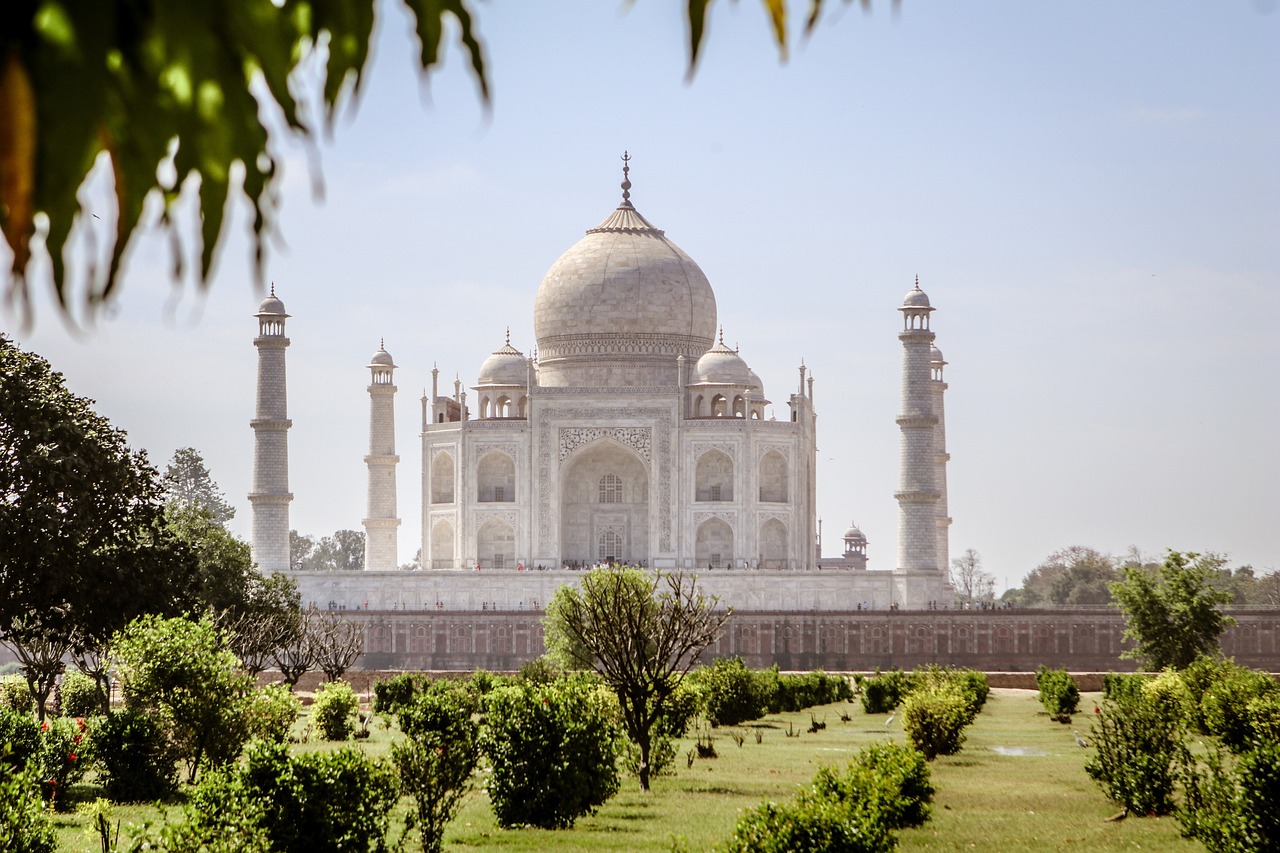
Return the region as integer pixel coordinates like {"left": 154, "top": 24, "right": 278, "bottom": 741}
{"left": 685, "top": 658, "right": 854, "bottom": 727}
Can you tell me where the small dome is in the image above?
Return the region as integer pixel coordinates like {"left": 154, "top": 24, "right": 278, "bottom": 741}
{"left": 256, "top": 285, "right": 287, "bottom": 316}
{"left": 902, "top": 285, "right": 931, "bottom": 309}
{"left": 930, "top": 345, "right": 945, "bottom": 364}
{"left": 844, "top": 523, "right": 867, "bottom": 542}
{"left": 369, "top": 341, "right": 395, "bottom": 368}
{"left": 477, "top": 336, "right": 527, "bottom": 386}
{"left": 747, "top": 369, "right": 765, "bottom": 396}
{"left": 693, "top": 335, "right": 753, "bottom": 386}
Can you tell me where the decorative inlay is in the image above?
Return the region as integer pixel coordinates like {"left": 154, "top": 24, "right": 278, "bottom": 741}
{"left": 474, "top": 510, "right": 519, "bottom": 528}
{"left": 756, "top": 444, "right": 792, "bottom": 465}
{"left": 559, "top": 427, "right": 651, "bottom": 462}
{"left": 429, "top": 446, "right": 456, "bottom": 461}
{"left": 758, "top": 511, "right": 790, "bottom": 529}
{"left": 472, "top": 443, "right": 521, "bottom": 463}
{"left": 693, "top": 511, "right": 736, "bottom": 529}
{"left": 692, "top": 441, "right": 737, "bottom": 460}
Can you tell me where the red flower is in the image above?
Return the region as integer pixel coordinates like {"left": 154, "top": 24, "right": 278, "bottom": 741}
{"left": 41, "top": 722, "right": 49, "bottom": 731}
{"left": 73, "top": 734, "right": 82, "bottom": 744}
{"left": 68, "top": 753, "right": 77, "bottom": 762}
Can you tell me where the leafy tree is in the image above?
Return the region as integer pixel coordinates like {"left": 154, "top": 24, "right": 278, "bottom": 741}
{"left": 0, "top": 335, "right": 195, "bottom": 717}
{"left": 309, "top": 530, "right": 367, "bottom": 572}
{"left": 163, "top": 448, "right": 235, "bottom": 525}
{"left": 1110, "top": 550, "right": 1236, "bottom": 671}
{"left": 289, "top": 530, "right": 316, "bottom": 570}
{"left": 220, "top": 571, "right": 302, "bottom": 677}
{"left": 165, "top": 503, "right": 257, "bottom": 615}
{"left": 1016, "top": 546, "right": 1119, "bottom": 606}
{"left": 544, "top": 567, "right": 729, "bottom": 791}
{"left": 2, "top": 1, "right": 835, "bottom": 323}
{"left": 950, "top": 548, "right": 995, "bottom": 606}
{"left": 110, "top": 614, "right": 253, "bottom": 783}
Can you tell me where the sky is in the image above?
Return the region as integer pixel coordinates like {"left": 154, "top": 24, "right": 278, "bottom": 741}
{"left": 5, "top": 1, "right": 1279, "bottom": 590}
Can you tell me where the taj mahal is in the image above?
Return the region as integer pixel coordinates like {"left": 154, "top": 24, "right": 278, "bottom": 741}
{"left": 250, "top": 158, "right": 955, "bottom": 612}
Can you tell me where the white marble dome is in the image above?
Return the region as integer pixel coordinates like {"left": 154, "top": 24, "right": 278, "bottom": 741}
{"left": 369, "top": 344, "right": 395, "bottom": 367}
{"left": 477, "top": 338, "right": 527, "bottom": 386}
{"left": 257, "top": 291, "right": 287, "bottom": 316}
{"left": 693, "top": 337, "right": 753, "bottom": 386}
{"left": 902, "top": 281, "right": 931, "bottom": 309}
{"left": 533, "top": 187, "right": 717, "bottom": 387}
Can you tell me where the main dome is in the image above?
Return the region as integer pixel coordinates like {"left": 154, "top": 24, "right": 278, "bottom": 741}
{"left": 533, "top": 173, "right": 717, "bottom": 387}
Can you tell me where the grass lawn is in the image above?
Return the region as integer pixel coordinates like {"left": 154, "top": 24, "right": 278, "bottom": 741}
{"left": 51, "top": 689, "right": 1200, "bottom": 852}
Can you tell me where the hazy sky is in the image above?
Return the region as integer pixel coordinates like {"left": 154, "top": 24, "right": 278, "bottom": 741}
{"left": 6, "top": 1, "right": 1278, "bottom": 588}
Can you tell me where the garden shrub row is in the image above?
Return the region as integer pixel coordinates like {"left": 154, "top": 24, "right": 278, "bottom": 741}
{"left": 685, "top": 657, "right": 854, "bottom": 727}
{"left": 1035, "top": 666, "right": 1080, "bottom": 721}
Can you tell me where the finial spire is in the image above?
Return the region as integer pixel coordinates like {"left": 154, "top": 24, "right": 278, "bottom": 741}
{"left": 914, "top": 274, "right": 920, "bottom": 290}
{"left": 620, "top": 151, "right": 632, "bottom": 204}
{"left": 269, "top": 282, "right": 276, "bottom": 297}
{"left": 718, "top": 325, "right": 724, "bottom": 345}
{"left": 380, "top": 337, "right": 385, "bottom": 350}
{"left": 505, "top": 326, "right": 510, "bottom": 346}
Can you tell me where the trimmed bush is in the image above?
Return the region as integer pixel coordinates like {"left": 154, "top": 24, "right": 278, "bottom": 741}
{"left": 311, "top": 679, "right": 359, "bottom": 741}
{"left": 517, "top": 656, "right": 564, "bottom": 685}
{"left": 812, "top": 742, "right": 934, "bottom": 830}
{"left": 243, "top": 683, "right": 301, "bottom": 744}
{"left": 765, "top": 669, "right": 855, "bottom": 714}
{"left": 154, "top": 767, "right": 271, "bottom": 853}
{"left": 861, "top": 670, "right": 909, "bottom": 715}
{"left": 1102, "top": 672, "right": 1149, "bottom": 703}
{"left": 392, "top": 688, "right": 481, "bottom": 853}
{"left": 37, "top": 715, "right": 92, "bottom": 809}
{"left": 0, "top": 675, "right": 33, "bottom": 714}
{"left": 59, "top": 671, "right": 101, "bottom": 718}
{"left": 1036, "top": 667, "right": 1080, "bottom": 721}
{"left": 241, "top": 740, "right": 399, "bottom": 853}
{"left": 482, "top": 678, "right": 621, "bottom": 828}
{"left": 1086, "top": 688, "right": 1183, "bottom": 815}
{"left": 90, "top": 709, "right": 180, "bottom": 803}
{"left": 1179, "top": 741, "right": 1280, "bottom": 852}
{"left": 0, "top": 705, "right": 40, "bottom": 772}
{"left": 691, "top": 657, "right": 767, "bottom": 727}
{"left": 1247, "top": 693, "right": 1280, "bottom": 746}
{"left": 0, "top": 754, "right": 57, "bottom": 853}
{"left": 372, "top": 673, "right": 426, "bottom": 715}
{"left": 900, "top": 686, "right": 972, "bottom": 760}
{"left": 723, "top": 796, "right": 895, "bottom": 853}
{"left": 1200, "top": 665, "right": 1279, "bottom": 752}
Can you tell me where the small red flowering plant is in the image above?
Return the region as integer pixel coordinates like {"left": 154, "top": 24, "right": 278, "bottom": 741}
{"left": 38, "top": 714, "right": 92, "bottom": 809}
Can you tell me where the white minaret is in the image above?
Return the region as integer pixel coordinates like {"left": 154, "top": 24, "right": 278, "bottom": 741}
{"left": 363, "top": 341, "right": 400, "bottom": 571}
{"left": 895, "top": 278, "right": 940, "bottom": 573}
{"left": 931, "top": 345, "right": 952, "bottom": 577}
{"left": 249, "top": 286, "right": 293, "bottom": 572}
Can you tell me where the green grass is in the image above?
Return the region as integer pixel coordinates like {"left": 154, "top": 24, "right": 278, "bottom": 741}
{"left": 51, "top": 690, "right": 1201, "bottom": 852}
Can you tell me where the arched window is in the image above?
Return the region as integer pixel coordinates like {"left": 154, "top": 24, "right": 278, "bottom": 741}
{"left": 598, "top": 530, "right": 623, "bottom": 563}
{"left": 477, "top": 451, "right": 515, "bottom": 502}
{"left": 759, "top": 450, "right": 788, "bottom": 502}
{"left": 598, "top": 473, "right": 623, "bottom": 503}
{"left": 431, "top": 453, "right": 455, "bottom": 504}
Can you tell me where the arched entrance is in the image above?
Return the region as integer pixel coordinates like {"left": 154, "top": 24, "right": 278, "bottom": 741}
{"left": 559, "top": 441, "right": 649, "bottom": 566}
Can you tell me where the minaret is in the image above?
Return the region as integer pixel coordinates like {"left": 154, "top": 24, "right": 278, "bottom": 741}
{"left": 249, "top": 285, "right": 293, "bottom": 572}
{"left": 931, "top": 345, "right": 952, "bottom": 577}
{"left": 363, "top": 340, "right": 400, "bottom": 571}
{"left": 895, "top": 278, "right": 940, "bottom": 573}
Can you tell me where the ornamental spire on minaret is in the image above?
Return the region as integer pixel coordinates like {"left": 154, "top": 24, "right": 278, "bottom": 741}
{"left": 895, "top": 276, "right": 941, "bottom": 575}
{"left": 249, "top": 285, "right": 293, "bottom": 572}
{"left": 364, "top": 340, "right": 401, "bottom": 571}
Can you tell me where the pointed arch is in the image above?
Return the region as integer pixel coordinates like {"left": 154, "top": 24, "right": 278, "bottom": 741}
{"left": 695, "top": 449, "right": 733, "bottom": 502}
{"left": 759, "top": 518, "right": 788, "bottom": 569}
{"left": 430, "top": 518, "right": 455, "bottom": 569}
{"left": 431, "top": 452, "right": 455, "bottom": 504}
{"left": 477, "top": 450, "right": 515, "bottom": 502}
{"left": 695, "top": 518, "right": 734, "bottom": 569}
{"left": 476, "top": 518, "right": 515, "bottom": 569}
{"left": 759, "top": 450, "right": 788, "bottom": 503}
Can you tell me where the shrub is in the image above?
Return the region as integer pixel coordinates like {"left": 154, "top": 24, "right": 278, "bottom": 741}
{"left": 0, "top": 675, "right": 33, "bottom": 714}
{"left": 1036, "top": 667, "right": 1080, "bottom": 721}
{"left": 37, "top": 715, "right": 92, "bottom": 809}
{"left": 765, "top": 669, "right": 855, "bottom": 714}
{"left": 110, "top": 614, "right": 253, "bottom": 783}
{"left": 1247, "top": 693, "right": 1280, "bottom": 745}
{"left": 241, "top": 740, "right": 399, "bottom": 853}
{"left": 0, "top": 754, "right": 57, "bottom": 853}
{"left": 860, "top": 670, "right": 909, "bottom": 715}
{"left": 1200, "top": 665, "right": 1279, "bottom": 752}
{"left": 723, "top": 796, "right": 895, "bottom": 853}
{"left": 469, "top": 669, "right": 507, "bottom": 695}
{"left": 1085, "top": 689, "right": 1183, "bottom": 815}
{"left": 157, "top": 765, "right": 272, "bottom": 853}
{"left": 900, "top": 686, "right": 972, "bottom": 760}
{"left": 59, "top": 671, "right": 101, "bottom": 719}
{"left": 812, "top": 742, "right": 934, "bottom": 830}
{"left": 392, "top": 688, "right": 481, "bottom": 853}
{"left": 517, "top": 655, "right": 564, "bottom": 685}
{"left": 482, "top": 679, "right": 621, "bottom": 828}
{"left": 372, "top": 672, "right": 429, "bottom": 714}
{"left": 1102, "top": 672, "right": 1149, "bottom": 703}
{"left": 911, "top": 667, "right": 987, "bottom": 721}
{"left": 723, "top": 742, "right": 931, "bottom": 852}
{"left": 311, "top": 679, "right": 359, "bottom": 741}
{"left": 0, "top": 706, "right": 40, "bottom": 772}
{"left": 90, "top": 709, "right": 179, "bottom": 803}
{"left": 243, "top": 684, "right": 301, "bottom": 744}
{"left": 692, "top": 657, "right": 767, "bottom": 727}
{"left": 1178, "top": 741, "right": 1280, "bottom": 851}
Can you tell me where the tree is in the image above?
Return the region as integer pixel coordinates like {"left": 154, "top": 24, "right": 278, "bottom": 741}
{"left": 2, "top": 1, "right": 834, "bottom": 323}
{"left": 165, "top": 503, "right": 258, "bottom": 615}
{"left": 308, "top": 530, "right": 366, "bottom": 572}
{"left": 1110, "top": 551, "right": 1237, "bottom": 671}
{"left": 544, "top": 567, "right": 730, "bottom": 791}
{"left": 950, "top": 549, "right": 994, "bottom": 607}
{"left": 392, "top": 688, "right": 481, "bottom": 853}
{"left": 0, "top": 335, "right": 195, "bottom": 715}
{"left": 220, "top": 572, "right": 302, "bottom": 677}
{"left": 289, "top": 531, "right": 316, "bottom": 570}
{"left": 311, "top": 610, "right": 365, "bottom": 682}
{"left": 1017, "top": 546, "right": 1119, "bottom": 606}
{"left": 163, "top": 448, "right": 235, "bottom": 525}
